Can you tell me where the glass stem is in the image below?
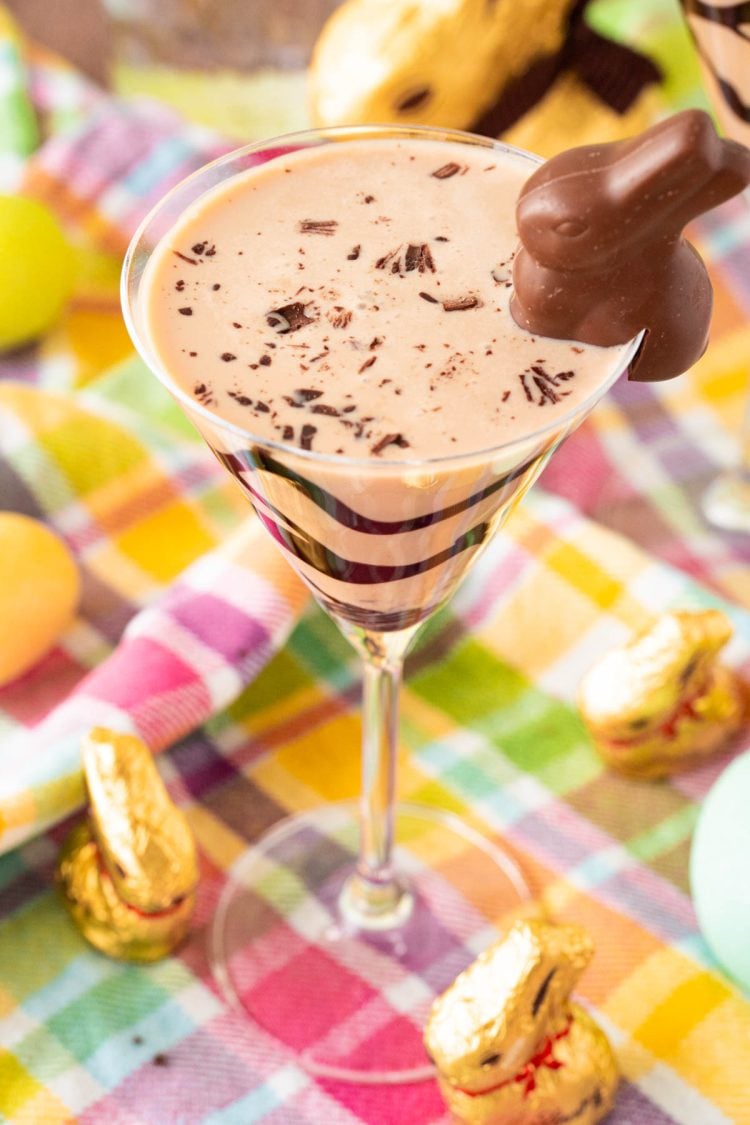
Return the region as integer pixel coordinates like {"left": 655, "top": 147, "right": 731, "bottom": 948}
{"left": 339, "top": 626, "right": 417, "bottom": 929}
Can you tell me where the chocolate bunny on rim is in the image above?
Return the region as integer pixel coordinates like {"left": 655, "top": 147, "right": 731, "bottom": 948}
{"left": 511, "top": 109, "right": 750, "bottom": 382}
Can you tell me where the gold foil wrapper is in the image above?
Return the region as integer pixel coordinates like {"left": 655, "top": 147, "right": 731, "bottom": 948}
{"left": 57, "top": 728, "right": 198, "bottom": 961}
{"left": 579, "top": 610, "right": 746, "bottom": 779}
{"left": 309, "top": 0, "right": 568, "bottom": 132}
{"left": 424, "top": 919, "right": 618, "bottom": 1124}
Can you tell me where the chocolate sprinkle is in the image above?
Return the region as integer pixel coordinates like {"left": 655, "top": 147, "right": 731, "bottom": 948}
{"left": 419, "top": 291, "right": 439, "bottom": 304}
{"left": 299, "top": 220, "right": 338, "bottom": 235}
{"left": 300, "top": 424, "right": 317, "bottom": 450}
{"left": 266, "top": 302, "right": 315, "bottom": 334}
{"left": 173, "top": 250, "right": 197, "bottom": 265}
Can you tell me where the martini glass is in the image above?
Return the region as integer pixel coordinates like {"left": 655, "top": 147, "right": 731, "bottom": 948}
{"left": 122, "top": 125, "right": 640, "bottom": 1084}
{"left": 681, "top": 0, "right": 750, "bottom": 530}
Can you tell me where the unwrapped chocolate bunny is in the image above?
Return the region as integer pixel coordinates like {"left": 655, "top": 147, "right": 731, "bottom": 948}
{"left": 511, "top": 109, "right": 750, "bottom": 382}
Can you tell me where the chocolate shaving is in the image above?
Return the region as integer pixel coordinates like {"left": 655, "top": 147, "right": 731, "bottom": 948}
{"left": 519, "top": 373, "right": 533, "bottom": 402}
{"left": 299, "top": 220, "right": 338, "bottom": 235}
{"left": 405, "top": 243, "right": 436, "bottom": 273}
{"left": 282, "top": 425, "right": 294, "bottom": 441}
{"left": 375, "top": 246, "right": 402, "bottom": 271}
{"left": 442, "top": 296, "right": 481, "bottom": 311}
{"left": 191, "top": 241, "right": 216, "bottom": 255}
{"left": 371, "top": 433, "right": 410, "bottom": 455}
{"left": 178, "top": 307, "right": 193, "bottom": 316}
{"left": 359, "top": 356, "right": 377, "bottom": 373}
{"left": 431, "top": 162, "right": 464, "bottom": 179}
{"left": 266, "top": 302, "right": 315, "bottom": 334}
{"left": 173, "top": 250, "right": 197, "bottom": 265}
{"left": 311, "top": 404, "right": 340, "bottom": 416}
{"left": 328, "top": 307, "right": 352, "bottom": 329}
{"left": 300, "top": 424, "right": 317, "bottom": 450}
{"left": 221, "top": 353, "right": 236, "bottom": 362}
{"left": 501, "top": 390, "right": 511, "bottom": 402}
{"left": 296, "top": 388, "right": 324, "bottom": 401}
{"left": 228, "top": 391, "right": 253, "bottom": 406}
{"left": 533, "top": 375, "right": 560, "bottom": 403}
{"left": 419, "top": 291, "right": 439, "bottom": 304}
{"left": 175, "top": 280, "right": 185, "bottom": 291}
{"left": 347, "top": 245, "right": 361, "bottom": 260}
{"left": 256, "top": 401, "right": 270, "bottom": 412}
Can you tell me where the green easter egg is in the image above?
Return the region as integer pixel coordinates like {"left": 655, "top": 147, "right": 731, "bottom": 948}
{"left": 0, "top": 195, "right": 75, "bottom": 350}
{"left": 690, "top": 750, "right": 750, "bottom": 992}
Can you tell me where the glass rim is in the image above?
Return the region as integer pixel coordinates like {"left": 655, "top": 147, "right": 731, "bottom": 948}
{"left": 121, "top": 122, "right": 642, "bottom": 471}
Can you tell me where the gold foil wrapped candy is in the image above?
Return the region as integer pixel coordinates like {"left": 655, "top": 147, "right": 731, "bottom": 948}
{"left": 424, "top": 918, "right": 618, "bottom": 1125}
{"left": 578, "top": 610, "right": 746, "bottom": 780}
{"left": 57, "top": 728, "right": 198, "bottom": 962}
{"left": 308, "top": 0, "right": 661, "bottom": 158}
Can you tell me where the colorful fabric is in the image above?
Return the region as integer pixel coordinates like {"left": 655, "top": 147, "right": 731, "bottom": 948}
{"left": 1, "top": 5, "right": 750, "bottom": 1124}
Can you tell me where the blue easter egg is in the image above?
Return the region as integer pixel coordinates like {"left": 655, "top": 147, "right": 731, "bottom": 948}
{"left": 690, "top": 750, "right": 750, "bottom": 993}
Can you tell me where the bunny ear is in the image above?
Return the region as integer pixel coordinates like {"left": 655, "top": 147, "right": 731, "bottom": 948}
{"left": 605, "top": 110, "right": 720, "bottom": 214}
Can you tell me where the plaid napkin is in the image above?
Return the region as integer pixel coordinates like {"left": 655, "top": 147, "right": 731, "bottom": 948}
{"left": 2, "top": 7, "right": 750, "bottom": 1125}
{"left": 0, "top": 367, "right": 308, "bottom": 853}
{"left": 0, "top": 28, "right": 308, "bottom": 851}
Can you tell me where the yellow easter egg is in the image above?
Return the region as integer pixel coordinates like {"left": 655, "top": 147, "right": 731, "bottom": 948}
{"left": 0, "top": 512, "right": 80, "bottom": 686}
{"left": 0, "top": 195, "right": 75, "bottom": 351}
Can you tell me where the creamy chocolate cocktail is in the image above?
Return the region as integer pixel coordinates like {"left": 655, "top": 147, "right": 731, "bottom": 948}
{"left": 139, "top": 137, "right": 631, "bottom": 630}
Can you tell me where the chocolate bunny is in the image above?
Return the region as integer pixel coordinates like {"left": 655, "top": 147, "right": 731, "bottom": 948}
{"left": 511, "top": 110, "right": 750, "bottom": 381}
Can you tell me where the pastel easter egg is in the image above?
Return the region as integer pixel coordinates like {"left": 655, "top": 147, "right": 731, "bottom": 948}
{"left": 0, "top": 195, "right": 75, "bottom": 351}
{"left": 0, "top": 512, "right": 80, "bottom": 687}
{"left": 690, "top": 750, "right": 750, "bottom": 992}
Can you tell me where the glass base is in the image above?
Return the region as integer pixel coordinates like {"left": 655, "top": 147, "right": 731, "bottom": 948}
{"left": 702, "top": 471, "right": 750, "bottom": 532}
{"left": 210, "top": 801, "right": 530, "bottom": 1084}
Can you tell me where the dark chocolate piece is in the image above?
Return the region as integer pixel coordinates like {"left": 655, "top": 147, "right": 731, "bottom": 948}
{"left": 178, "top": 307, "right": 193, "bottom": 316}
{"left": 221, "top": 353, "right": 236, "bottom": 362}
{"left": 405, "top": 243, "right": 436, "bottom": 273}
{"left": 510, "top": 110, "right": 750, "bottom": 382}
{"left": 300, "top": 424, "right": 317, "bottom": 450}
{"left": 371, "top": 433, "right": 410, "bottom": 456}
{"left": 347, "top": 245, "right": 361, "bottom": 260}
{"left": 266, "top": 302, "right": 315, "bottom": 334}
